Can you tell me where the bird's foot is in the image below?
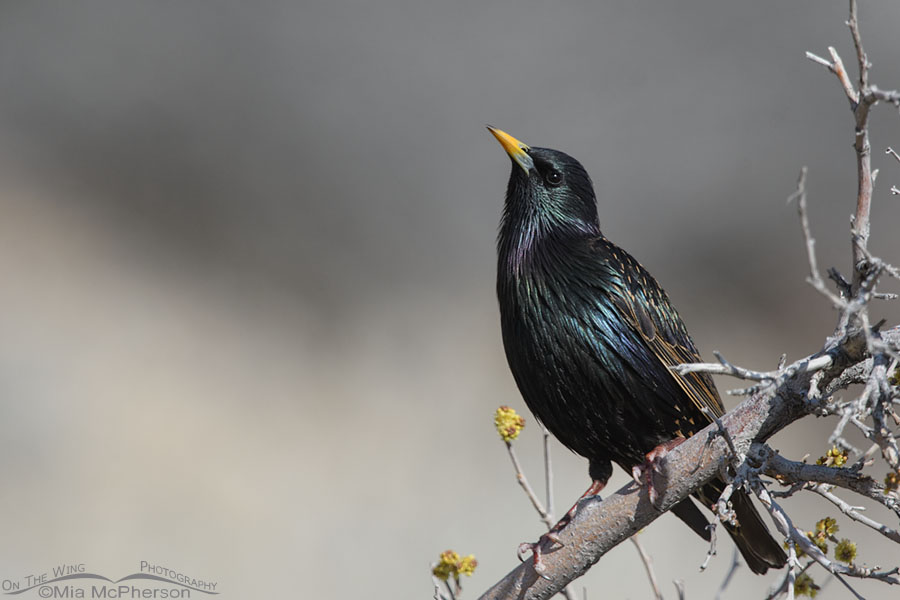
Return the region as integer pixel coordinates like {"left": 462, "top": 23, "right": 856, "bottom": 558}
{"left": 632, "top": 437, "right": 687, "bottom": 509}
{"left": 516, "top": 531, "right": 563, "bottom": 579}
{"left": 516, "top": 478, "right": 606, "bottom": 579}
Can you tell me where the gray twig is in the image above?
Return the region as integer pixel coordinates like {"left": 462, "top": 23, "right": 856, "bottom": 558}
{"left": 505, "top": 442, "right": 553, "bottom": 530}
{"left": 712, "top": 547, "right": 739, "bottom": 600}
{"left": 630, "top": 535, "right": 664, "bottom": 600}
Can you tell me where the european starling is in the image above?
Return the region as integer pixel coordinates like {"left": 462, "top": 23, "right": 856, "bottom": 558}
{"left": 488, "top": 126, "right": 786, "bottom": 574}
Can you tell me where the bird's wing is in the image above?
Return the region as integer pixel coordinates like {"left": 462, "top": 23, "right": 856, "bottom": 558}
{"left": 597, "top": 242, "right": 725, "bottom": 427}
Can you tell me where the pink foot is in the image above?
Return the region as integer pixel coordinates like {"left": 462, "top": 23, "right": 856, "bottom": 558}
{"left": 516, "top": 479, "right": 606, "bottom": 578}
{"left": 632, "top": 437, "right": 687, "bottom": 508}
{"left": 516, "top": 532, "right": 562, "bottom": 578}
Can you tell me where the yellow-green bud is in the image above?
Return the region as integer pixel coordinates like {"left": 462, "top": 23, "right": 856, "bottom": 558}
{"left": 457, "top": 554, "right": 478, "bottom": 576}
{"left": 816, "top": 446, "right": 848, "bottom": 467}
{"left": 885, "top": 471, "right": 899, "bottom": 493}
{"left": 806, "top": 530, "right": 828, "bottom": 554}
{"left": 815, "top": 516, "right": 838, "bottom": 536}
{"left": 495, "top": 406, "right": 525, "bottom": 442}
{"left": 794, "top": 573, "right": 819, "bottom": 598}
{"left": 432, "top": 550, "right": 460, "bottom": 580}
{"left": 834, "top": 539, "right": 857, "bottom": 564}
{"left": 432, "top": 550, "right": 477, "bottom": 580}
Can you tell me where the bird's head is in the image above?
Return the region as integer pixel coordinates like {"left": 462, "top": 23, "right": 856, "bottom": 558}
{"left": 488, "top": 126, "right": 600, "bottom": 236}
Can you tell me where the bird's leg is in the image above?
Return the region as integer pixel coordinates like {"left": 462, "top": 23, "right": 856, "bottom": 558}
{"left": 517, "top": 478, "right": 606, "bottom": 577}
{"left": 632, "top": 437, "right": 687, "bottom": 509}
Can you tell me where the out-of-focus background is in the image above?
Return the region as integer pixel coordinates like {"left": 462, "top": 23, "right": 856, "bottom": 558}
{"left": 1, "top": 1, "right": 899, "bottom": 598}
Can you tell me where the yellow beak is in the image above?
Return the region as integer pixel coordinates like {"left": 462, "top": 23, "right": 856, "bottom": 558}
{"left": 487, "top": 126, "right": 535, "bottom": 173}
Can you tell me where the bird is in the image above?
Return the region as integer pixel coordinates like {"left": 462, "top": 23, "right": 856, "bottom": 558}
{"left": 487, "top": 126, "right": 786, "bottom": 575}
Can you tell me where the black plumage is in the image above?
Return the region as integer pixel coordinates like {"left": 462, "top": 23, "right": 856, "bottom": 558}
{"left": 489, "top": 127, "right": 786, "bottom": 574}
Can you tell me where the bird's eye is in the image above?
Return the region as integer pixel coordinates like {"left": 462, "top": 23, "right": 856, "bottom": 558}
{"left": 545, "top": 170, "right": 563, "bottom": 187}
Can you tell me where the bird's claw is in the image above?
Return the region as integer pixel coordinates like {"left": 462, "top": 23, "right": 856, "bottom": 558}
{"left": 633, "top": 437, "right": 687, "bottom": 509}
{"left": 632, "top": 462, "right": 662, "bottom": 507}
{"left": 545, "top": 531, "right": 562, "bottom": 545}
{"left": 517, "top": 533, "right": 563, "bottom": 579}
{"left": 516, "top": 541, "right": 533, "bottom": 563}
{"left": 514, "top": 479, "right": 603, "bottom": 579}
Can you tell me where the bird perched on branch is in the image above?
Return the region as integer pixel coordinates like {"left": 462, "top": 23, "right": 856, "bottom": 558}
{"left": 488, "top": 126, "right": 786, "bottom": 575}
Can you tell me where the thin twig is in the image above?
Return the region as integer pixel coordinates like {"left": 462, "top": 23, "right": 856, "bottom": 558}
{"left": 434, "top": 575, "right": 458, "bottom": 600}
{"left": 788, "top": 167, "right": 847, "bottom": 309}
{"left": 701, "top": 406, "right": 741, "bottom": 465}
{"left": 887, "top": 147, "right": 900, "bottom": 164}
{"left": 541, "top": 424, "right": 555, "bottom": 519}
{"left": 809, "top": 483, "right": 900, "bottom": 544}
{"left": 806, "top": 48, "right": 857, "bottom": 103}
{"left": 505, "top": 440, "right": 578, "bottom": 600}
{"left": 848, "top": 0, "right": 868, "bottom": 93}
{"left": 630, "top": 535, "right": 664, "bottom": 600}
{"left": 786, "top": 538, "right": 797, "bottom": 600}
{"left": 713, "top": 547, "right": 739, "bottom": 600}
{"left": 699, "top": 522, "right": 718, "bottom": 572}
{"left": 804, "top": 0, "right": 900, "bottom": 292}
{"left": 761, "top": 445, "right": 900, "bottom": 519}
{"left": 832, "top": 572, "right": 868, "bottom": 600}
{"left": 766, "top": 561, "right": 815, "bottom": 600}
{"left": 751, "top": 473, "right": 900, "bottom": 584}
{"left": 505, "top": 442, "right": 553, "bottom": 529}
{"left": 675, "top": 352, "right": 833, "bottom": 383}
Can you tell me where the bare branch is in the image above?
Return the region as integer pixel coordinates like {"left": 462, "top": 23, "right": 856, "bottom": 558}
{"left": 766, "top": 561, "right": 815, "bottom": 600}
{"left": 810, "top": 484, "right": 900, "bottom": 544}
{"left": 761, "top": 446, "right": 900, "bottom": 519}
{"left": 847, "top": 0, "right": 868, "bottom": 92}
{"left": 505, "top": 442, "right": 554, "bottom": 530}
{"left": 541, "top": 424, "right": 555, "bottom": 519}
{"left": 505, "top": 433, "right": 578, "bottom": 600}
{"left": 629, "top": 535, "right": 663, "bottom": 600}
{"left": 713, "top": 548, "right": 739, "bottom": 600}
{"left": 672, "top": 360, "right": 774, "bottom": 381}
{"left": 804, "top": 51, "right": 832, "bottom": 69}
{"left": 806, "top": 48, "right": 857, "bottom": 103}
{"left": 804, "top": 0, "right": 899, "bottom": 290}
{"left": 788, "top": 167, "right": 847, "bottom": 309}
{"left": 749, "top": 469, "right": 899, "bottom": 585}
{"left": 675, "top": 351, "right": 834, "bottom": 386}
{"left": 505, "top": 426, "right": 579, "bottom": 599}
{"left": 478, "top": 328, "right": 900, "bottom": 600}
{"left": 887, "top": 147, "right": 900, "bottom": 164}
{"left": 870, "top": 86, "right": 900, "bottom": 106}
{"left": 699, "top": 522, "right": 718, "bottom": 572}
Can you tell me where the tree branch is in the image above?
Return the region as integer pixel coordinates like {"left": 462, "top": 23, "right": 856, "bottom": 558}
{"left": 761, "top": 446, "right": 900, "bottom": 520}
{"left": 806, "top": 0, "right": 900, "bottom": 291}
{"left": 473, "top": 4, "right": 900, "bottom": 598}
{"left": 478, "top": 327, "right": 900, "bottom": 600}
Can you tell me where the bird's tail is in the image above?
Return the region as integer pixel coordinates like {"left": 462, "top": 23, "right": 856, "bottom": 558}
{"left": 695, "top": 482, "right": 787, "bottom": 574}
{"left": 726, "top": 488, "right": 788, "bottom": 574}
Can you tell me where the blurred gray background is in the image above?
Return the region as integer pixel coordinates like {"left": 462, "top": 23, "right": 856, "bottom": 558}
{"left": 1, "top": 1, "right": 899, "bottom": 598}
